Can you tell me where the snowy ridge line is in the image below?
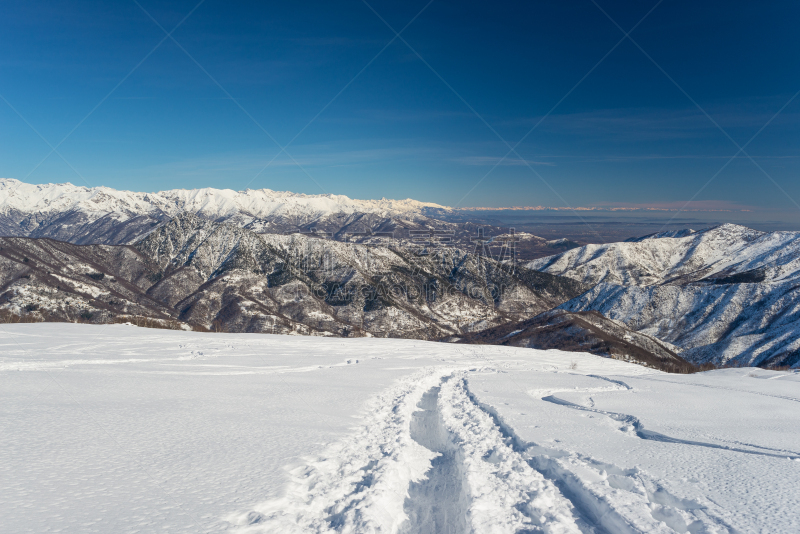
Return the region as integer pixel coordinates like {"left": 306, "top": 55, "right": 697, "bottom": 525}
{"left": 226, "top": 367, "right": 451, "bottom": 533}
{"left": 524, "top": 223, "right": 800, "bottom": 368}
{"left": 528, "top": 223, "right": 800, "bottom": 286}
{"left": 542, "top": 395, "right": 800, "bottom": 460}
{"left": 0, "top": 178, "right": 450, "bottom": 219}
{"left": 465, "top": 376, "right": 733, "bottom": 533}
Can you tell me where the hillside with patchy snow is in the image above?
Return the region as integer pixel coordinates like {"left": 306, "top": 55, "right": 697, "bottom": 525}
{"left": 0, "top": 213, "right": 588, "bottom": 340}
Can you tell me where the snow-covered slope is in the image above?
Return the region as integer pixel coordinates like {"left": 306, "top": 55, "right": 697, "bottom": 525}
{"left": 527, "top": 224, "right": 800, "bottom": 367}
{"left": 528, "top": 224, "right": 800, "bottom": 286}
{"left": 0, "top": 178, "right": 452, "bottom": 244}
{"left": 4, "top": 324, "right": 800, "bottom": 533}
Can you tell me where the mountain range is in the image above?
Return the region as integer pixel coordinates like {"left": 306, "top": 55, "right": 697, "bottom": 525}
{"left": 0, "top": 179, "right": 581, "bottom": 260}
{"left": 1, "top": 179, "right": 798, "bottom": 369}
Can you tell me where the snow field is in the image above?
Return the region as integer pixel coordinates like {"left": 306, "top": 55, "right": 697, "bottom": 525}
{"left": 468, "top": 370, "right": 800, "bottom": 533}
{"left": 3, "top": 324, "right": 800, "bottom": 533}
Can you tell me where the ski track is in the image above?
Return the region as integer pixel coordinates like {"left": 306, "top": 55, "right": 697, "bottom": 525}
{"left": 541, "top": 395, "right": 800, "bottom": 460}
{"left": 535, "top": 374, "right": 800, "bottom": 459}
{"left": 467, "top": 379, "right": 733, "bottom": 534}
{"left": 630, "top": 375, "right": 800, "bottom": 404}
{"left": 228, "top": 369, "right": 741, "bottom": 533}
{"left": 400, "top": 382, "right": 470, "bottom": 534}
{"left": 227, "top": 367, "right": 448, "bottom": 533}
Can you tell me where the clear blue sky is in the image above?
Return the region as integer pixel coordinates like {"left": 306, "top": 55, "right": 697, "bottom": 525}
{"left": 1, "top": 0, "right": 798, "bottom": 215}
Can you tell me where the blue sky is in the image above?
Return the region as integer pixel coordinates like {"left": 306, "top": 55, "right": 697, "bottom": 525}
{"left": 1, "top": 0, "right": 798, "bottom": 217}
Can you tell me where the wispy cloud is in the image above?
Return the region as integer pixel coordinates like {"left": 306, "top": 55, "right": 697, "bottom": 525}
{"left": 451, "top": 156, "right": 555, "bottom": 166}
{"left": 500, "top": 104, "right": 800, "bottom": 143}
{"left": 587, "top": 154, "right": 800, "bottom": 162}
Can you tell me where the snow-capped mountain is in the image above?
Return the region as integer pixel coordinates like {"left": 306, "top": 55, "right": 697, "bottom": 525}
{"left": 5, "top": 178, "right": 799, "bottom": 369}
{"left": 528, "top": 223, "right": 800, "bottom": 285}
{"left": 528, "top": 224, "right": 800, "bottom": 367}
{"left": 0, "top": 178, "right": 453, "bottom": 244}
{"left": 0, "top": 179, "right": 584, "bottom": 262}
{"left": 0, "top": 178, "right": 449, "bottom": 219}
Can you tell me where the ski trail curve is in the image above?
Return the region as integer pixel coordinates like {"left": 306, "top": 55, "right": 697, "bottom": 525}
{"left": 468, "top": 376, "right": 736, "bottom": 533}
{"left": 541, "top": 395, "right": 800, "bottom": 460}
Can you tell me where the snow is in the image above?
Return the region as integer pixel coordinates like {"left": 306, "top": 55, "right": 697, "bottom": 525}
{"left": 50, "top": 274, "right": 109, "bottom": 298}
{"left": 0, "top": 178, "right": 450, "bottom": 222}
{"left": 528, "top": 223, "right": 800, "bottom": 286}
{"left": 467, "top": 367, "right": 800, "bottom": 532}
{"left": 437, "top": 375, "right": 582, "bottom": 533}
{"left": 2, "top": 324, "right": 799, "bottom": 533}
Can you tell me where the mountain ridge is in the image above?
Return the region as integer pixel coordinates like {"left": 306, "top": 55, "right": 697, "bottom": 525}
{"left": 0, "top": 178, "right": 456, "bottom": 245}
{"left": 0, "top": 178, "right": 451, "bottom": 218}
{"left": 0, "top": 179, "right": 588, "bottom": 262}
{"left": 527, "top": 224, "right": 800, "bottom": 367}
{"left": 528, "top": 223, "right": 800, "bottom": 286}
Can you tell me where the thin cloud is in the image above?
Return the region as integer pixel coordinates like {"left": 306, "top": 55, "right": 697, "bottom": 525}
{"left": 452, "top": 156, "right": 556, "bottom": 166}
